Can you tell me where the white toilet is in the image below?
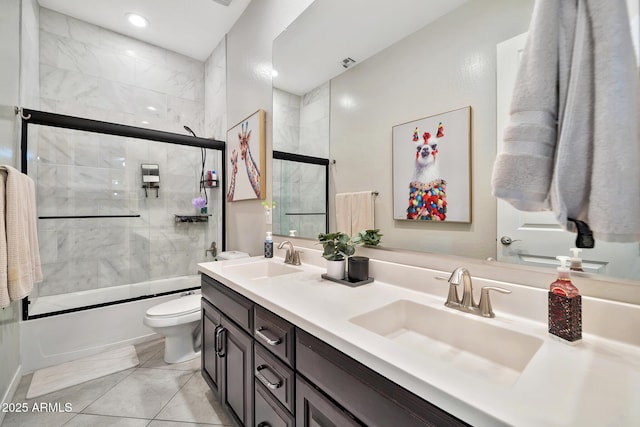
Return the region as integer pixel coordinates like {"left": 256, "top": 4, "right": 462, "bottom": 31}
{"left": 143, "top": 251, "right": 249, "bottom": 364}
{"left": 143, "top": 293, "right": 203, "bottom": 364}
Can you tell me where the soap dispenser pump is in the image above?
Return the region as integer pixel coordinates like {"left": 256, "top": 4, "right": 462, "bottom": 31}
{"left": 569, "top": 248, "right": 584, "bottom": 272}
{"left": 548, "top": 256, "right": 582, "bottom": 342}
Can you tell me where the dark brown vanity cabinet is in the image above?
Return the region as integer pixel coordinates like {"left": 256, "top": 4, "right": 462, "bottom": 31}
{"left": 201, "top": 275, "right": 254, "bottom": 427}
{"left": 201, "top": 274, "right": 468, "bottom": 427}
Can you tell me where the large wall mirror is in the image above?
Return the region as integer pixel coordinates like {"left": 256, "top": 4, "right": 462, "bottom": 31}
{"left": 272, "top": 0, "right": 640, "bottom": 285}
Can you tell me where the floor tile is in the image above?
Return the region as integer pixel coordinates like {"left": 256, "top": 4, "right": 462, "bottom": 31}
{"left": 134, "top": 338, "right": 164, "bottom": 365}
{"left": 0, "top": 410, "right": 75, "bottom": 427}
{"left": 147, "top": 421, "right": 221, "bottom": 427}
{"left": 82, "top": 368, "right": 193, "bottom": 419}
{"left": 10, "top": 368, "right": 135, "bottom": 414}
{"left": 155, "top": 374, "right": 231, "bottom": 425}
{"left": 63, "top": 413, "right": 151, "bottom": 426}
{"left": 140, "top": 349, "right": 200, "bottom": 372}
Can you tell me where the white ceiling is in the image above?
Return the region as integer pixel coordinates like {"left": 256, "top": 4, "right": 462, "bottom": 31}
{"left": 273, "top": 0, "right": 468, "bottom": 95}
{"left": 36, "top": 0, "right": 468, "bottom": 92}
{"left": 37, "top": 0, "right": 252, "bottom": 61}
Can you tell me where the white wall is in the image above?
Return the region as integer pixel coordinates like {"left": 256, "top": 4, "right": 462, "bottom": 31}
{"left": 0, "top": 0, "right": 23, "bottom": 418}
{"left": 330, "top": 0, "right": 534, "bottom": 259}
{"left": 225, "top": 0, "right": 314, "bottom": 254}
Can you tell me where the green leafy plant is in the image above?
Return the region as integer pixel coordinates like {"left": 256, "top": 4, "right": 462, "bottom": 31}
{"left": 318, "top": 232, "right": 356, "bottom": 261}
{"left": 353, "top": 229, "right": 383, "bottom": 247}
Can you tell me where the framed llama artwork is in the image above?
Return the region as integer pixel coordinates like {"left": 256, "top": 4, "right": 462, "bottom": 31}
{"left": 392, "top": 106, "right": 471, "bottom": 223}
{"left": 226, "top": 109, "right": 266, "bottom": 201}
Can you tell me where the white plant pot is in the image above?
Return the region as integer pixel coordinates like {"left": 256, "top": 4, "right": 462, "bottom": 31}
{"left": 325, "top": 259, "right": 346, "bottom": 280}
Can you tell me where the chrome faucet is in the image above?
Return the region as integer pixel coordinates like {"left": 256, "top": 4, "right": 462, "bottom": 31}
{"left": 277, "top": 240, "right": 301, "bottom": 265}
{"left": 444, "top": 267, "right": 511, "bottom": 318}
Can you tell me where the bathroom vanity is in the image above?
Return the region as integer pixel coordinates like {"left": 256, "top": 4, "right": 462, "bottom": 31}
{"left": 199, "top": 255, "right": 640, "bottom": 427}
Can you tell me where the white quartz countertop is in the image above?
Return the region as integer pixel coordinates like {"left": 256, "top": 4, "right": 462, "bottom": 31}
{"left": 199, "top": 256, "right": 640, "bottom": 427}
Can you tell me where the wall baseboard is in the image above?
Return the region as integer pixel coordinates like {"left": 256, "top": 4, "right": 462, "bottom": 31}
{"left": 0, "top": 364, "right": 23, "bottom": 426}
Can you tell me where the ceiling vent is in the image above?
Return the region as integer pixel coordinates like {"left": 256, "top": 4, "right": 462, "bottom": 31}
{"left": 212, "top": 0, "right": 232, "bottom": 6}
{"left": 341, "top": 57, "right": 356, "bottom": 69}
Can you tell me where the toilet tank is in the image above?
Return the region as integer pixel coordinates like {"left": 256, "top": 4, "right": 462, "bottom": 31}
{"left": 216, "top": 251, "right": 250, "bottom": 261}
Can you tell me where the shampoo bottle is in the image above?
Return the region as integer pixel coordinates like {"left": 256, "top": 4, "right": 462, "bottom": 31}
{"left": 548, "top": 256, "right": 581, "bottom": 342}
{"left": 569, "top": 248, "right": 584, "bottom": 272}
{"left": 264, "top": 232, "right": 273, "bottom": 258}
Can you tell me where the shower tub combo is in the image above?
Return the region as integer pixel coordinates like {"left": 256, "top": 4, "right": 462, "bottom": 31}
{"left": 19, "top": 109, "right": 226, "bottom": 372}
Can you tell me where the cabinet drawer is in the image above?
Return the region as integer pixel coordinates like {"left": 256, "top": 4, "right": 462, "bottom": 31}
{"left": 296, "top": 330, "right": 469, "bottom": 427}
{"left": 254, "top": 306, "right": 295, "bottom": 367}
{"left": 255, "top": 382, "right": 294, "bottom": 427}
{"left": 254, "top": 343, "right": 295, "bottom": 413}
{"left": 202, "top": 274, "right": 253, "bottom": 332}
{"left": 296, "top": 376, "right": 362, "bottom": 427}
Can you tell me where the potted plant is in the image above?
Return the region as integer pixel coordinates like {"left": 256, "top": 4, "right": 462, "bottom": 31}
{"left": 353, "top": 229, "right": 383, "bottom": 247}
{"left": 318, "top": 232, "right": 356, "bottom": 279}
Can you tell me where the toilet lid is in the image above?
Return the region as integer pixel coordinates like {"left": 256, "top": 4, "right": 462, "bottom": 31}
{"left": 147, "top": 294, "right": 201, "bottom": 317}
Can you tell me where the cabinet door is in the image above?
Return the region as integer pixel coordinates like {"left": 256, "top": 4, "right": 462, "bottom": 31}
{"left": 220, "top": 315, "right": 254, "bottom": 427}
{"left": 296, "top": 377, "right": 362, "bottom": 427}
{"left": 202, "top": 299, "right": 222, "bottom": 395}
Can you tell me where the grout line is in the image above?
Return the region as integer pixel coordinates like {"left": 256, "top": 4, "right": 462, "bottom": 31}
{"left": 150, "top": 370, "right": 196, "bottom": 420}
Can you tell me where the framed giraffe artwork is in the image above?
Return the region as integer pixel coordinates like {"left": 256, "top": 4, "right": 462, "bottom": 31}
{"left": 226, "top": 109, "right": 266, "bottom": 201}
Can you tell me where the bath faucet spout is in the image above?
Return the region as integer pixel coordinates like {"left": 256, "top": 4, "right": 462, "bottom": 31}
{"left": 277, "top": 241, "right": 301, "bottom": 265}
{"left": 444, "top": 267, "right": 511, "bottom": 318}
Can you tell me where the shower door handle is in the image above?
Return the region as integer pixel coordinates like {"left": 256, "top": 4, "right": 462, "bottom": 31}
{"left": 215, "top": 326, "right": 226, "bottom": 357}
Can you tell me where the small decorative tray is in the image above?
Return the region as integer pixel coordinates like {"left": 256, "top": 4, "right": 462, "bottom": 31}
{"left": 321, "top": 274, "right": 373, "bottom": 287}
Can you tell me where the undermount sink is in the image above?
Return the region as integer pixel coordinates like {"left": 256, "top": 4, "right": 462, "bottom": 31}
{"left": 349, "top": 300, "right": 543, "bottom": 386}
{"left": 222, "top": 260, "right": 302, "bottom": 280}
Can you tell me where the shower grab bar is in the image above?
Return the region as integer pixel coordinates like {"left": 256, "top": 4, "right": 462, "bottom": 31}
{"left": 38, "top": 214, "right": 141, "bottom": 219}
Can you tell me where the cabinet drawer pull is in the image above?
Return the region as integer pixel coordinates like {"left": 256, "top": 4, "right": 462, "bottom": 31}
{"left": 257, "top": 423, "right": 271, "bottom": 427}
{"left": 256, "top": 364, "right": 282, "bottom": 390}
{"left": 255, "top": 327, "right": 282, "bottom": 346}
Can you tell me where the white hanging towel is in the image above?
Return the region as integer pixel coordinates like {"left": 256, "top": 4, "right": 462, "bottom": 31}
{"left": 351, "top": 191, "right": 375, "bottom": 235}
{"left": 335, "top": 192, "right": 352, "bottom": 235}
{"left": 0, "top": 165, "right": 42, "bottom": 308}
{"left": 491, "top": 0, "right": 640, "bottom": 242}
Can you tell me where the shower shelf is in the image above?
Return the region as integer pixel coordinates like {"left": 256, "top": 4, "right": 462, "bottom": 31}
{"left": 174, "top": 214, "right": 211, "bottom": 223}
{"left": 200, "top": 179, "right": 219, "bottom": 188}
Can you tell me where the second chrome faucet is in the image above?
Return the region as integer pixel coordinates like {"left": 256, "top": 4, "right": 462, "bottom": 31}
{"left": 445, "top": 267, "right": 511, "bottom": 318}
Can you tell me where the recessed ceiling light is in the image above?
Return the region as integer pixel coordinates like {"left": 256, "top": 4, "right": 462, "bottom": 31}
{"left": 146, "top": 106, "right": 157, "bottom": 111}
{"left": 271, "top": 69, "right": 279, "bottom": 78}
{"left": 127, "top": 13, "right": 148, "bottom": 28}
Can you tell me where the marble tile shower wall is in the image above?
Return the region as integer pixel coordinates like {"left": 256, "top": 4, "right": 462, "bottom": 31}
{"left": 38, "top": 8, "right": 204, "bottom": 133}
{"left": 32, "top": 8, "right": 220, "bottom": 299}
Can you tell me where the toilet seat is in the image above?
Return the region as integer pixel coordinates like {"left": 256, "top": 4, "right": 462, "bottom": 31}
{"left": 144, "top": 294, "right": 201, "bottom": 328}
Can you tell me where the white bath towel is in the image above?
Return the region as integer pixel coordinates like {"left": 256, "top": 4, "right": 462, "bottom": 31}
{"left": 335, "top": 192, "right": 352, "bottom": 235}
{"left": 351, "top": 191, "right": 375, "bottom": 235}
{"left": 0, "top": 165, "right": 42, "bottom": 308}
{"left": 492, "top": 0, "right": 640, "bottom": 242}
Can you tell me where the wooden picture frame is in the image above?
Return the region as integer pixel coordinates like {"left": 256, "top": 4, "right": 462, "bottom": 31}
{"left": 226, "top": 109, "right": 266, "bottom": 201}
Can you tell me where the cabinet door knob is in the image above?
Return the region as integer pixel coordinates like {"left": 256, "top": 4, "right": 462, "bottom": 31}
{"left": 255, "top": 327, "right": 282, "bottom": 346}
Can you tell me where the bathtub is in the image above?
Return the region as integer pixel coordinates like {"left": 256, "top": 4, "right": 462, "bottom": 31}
{"left": 20, "top": 275, "right": 201, "bottom": 373}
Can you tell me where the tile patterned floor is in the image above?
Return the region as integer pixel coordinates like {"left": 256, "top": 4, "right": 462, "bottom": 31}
{"left": 2, "top": 339, "right": 232, "bottom": 427}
